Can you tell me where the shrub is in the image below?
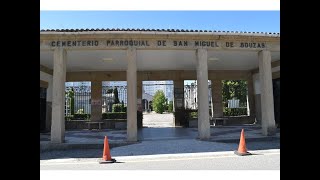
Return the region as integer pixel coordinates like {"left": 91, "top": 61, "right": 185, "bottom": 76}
{"left": 112, "top": 104, "right": 123, "bottom": 112}
{"left": 102, "top": 112, "right": 127, "bottom": 119}
{"left": 189, "top": 111, "right": 198, "bottom": 118}
{"left": 223, "top": 107, "right": 247, "bottom": 116}
{"left": 102, "top": 111, "right": 143, "bottom": 128}
{"left": 65, "top": 115, "right": 73, "bottom": 121}
{"left": 73, "top": 113, "right": 90, "bottom": 120}
{"left": 76, "top": 109, "right": 84, "bottom": 114}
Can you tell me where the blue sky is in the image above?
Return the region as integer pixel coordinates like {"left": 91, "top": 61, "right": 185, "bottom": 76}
{"left": 40, "top": 11, "right": 279, "bottom": 32}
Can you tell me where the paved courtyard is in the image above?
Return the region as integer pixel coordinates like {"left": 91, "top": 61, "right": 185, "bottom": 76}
{"left": 40, "top": 113, "right": 280, "bottom": 158}
{"left": 142, "top": 112, "right": 174, "bottom": 127}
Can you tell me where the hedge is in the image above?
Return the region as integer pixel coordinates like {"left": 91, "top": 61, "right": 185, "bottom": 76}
{"left": 102, "top": 111, "right": 143, "bottom": 127}
{"left": 223, "top": 108, "right": 247, "bottom": 116}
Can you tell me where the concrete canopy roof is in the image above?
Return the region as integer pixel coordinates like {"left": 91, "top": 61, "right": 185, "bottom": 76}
{"left": 40, "top": 50, "right": 280, "bottom": 72}
{"left": 40, "top": 29, "right": 280, "bottom": 72}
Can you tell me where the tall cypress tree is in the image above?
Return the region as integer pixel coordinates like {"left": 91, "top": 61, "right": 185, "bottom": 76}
{"left": 114, "top": 87, "right": 120, "bottom": 104}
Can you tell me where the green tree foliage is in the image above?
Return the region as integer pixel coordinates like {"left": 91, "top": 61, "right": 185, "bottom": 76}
{"left": 168, "top": 101, "right": 173, "bottom": 112}
{"left": 112, "top": 104, "right": 122, "bottom": 112}
{"left": 152, "top": 90, "right": 166, "bottom": 114}
{"left": 222, "top": 80, "right": 248, "bottom": 107}
{"left": 114, "top": 87, "right": 120, "bottom": 104}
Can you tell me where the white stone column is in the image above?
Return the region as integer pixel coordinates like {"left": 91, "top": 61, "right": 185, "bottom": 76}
{"left": 253, "top": 73, "right": 262, "bottom": 124}
{"left": 258, "top": 50, "right": 276, "bottom": 136}
{"left": 127, "top": 48, "right": 137, "bottom": 141}
{"left": 196, "top": 49, "right": 210, "bottom": 139}
{"left": 51, "top": 48, "right": 67, "bottom": 143}
{"left": 144, "top": 100, "right": 147, "bottom": 110}
{"left": 91, "top": 80, "right": 102, "bottom": 122}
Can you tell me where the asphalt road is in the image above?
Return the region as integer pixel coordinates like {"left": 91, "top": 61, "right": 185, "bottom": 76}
{"left": 40, "top": 149, "right": 279, "bottom": 170}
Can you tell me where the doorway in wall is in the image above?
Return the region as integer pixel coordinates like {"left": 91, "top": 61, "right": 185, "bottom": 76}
{"left": 142, "top": 80, "right": 174, "bottom": 128}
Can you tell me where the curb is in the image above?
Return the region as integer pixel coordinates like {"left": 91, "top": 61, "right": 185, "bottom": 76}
{"left": 202, "top": 136, "right": 280, "bottom": 143}
{"left": 112, "top": 149, "right": 281, "bottom": 161}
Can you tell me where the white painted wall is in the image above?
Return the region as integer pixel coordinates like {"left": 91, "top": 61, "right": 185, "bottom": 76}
{"left": 40, "top": 71, "right": 53, "bottom": 102}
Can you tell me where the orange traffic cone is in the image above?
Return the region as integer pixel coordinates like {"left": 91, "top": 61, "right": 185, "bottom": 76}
{"left": 99, "top": 136, "right": 116, "bottom": 164}
{"left": 234, "top": 129, "right": 251, "bottom": 156}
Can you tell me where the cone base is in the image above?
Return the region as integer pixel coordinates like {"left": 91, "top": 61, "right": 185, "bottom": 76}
{"left": 99, "top": 158, "right": 117, "bottom": 164}
{"left": 234, "top": 150, "right": 251, "bottom": 156}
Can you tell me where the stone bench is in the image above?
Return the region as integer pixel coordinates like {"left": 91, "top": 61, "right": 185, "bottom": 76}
{"left": 189, "top": 117, "right": 229, "bottom": 127}
{"left": 104, "top": 119, "right": 127, "bottom": 129}
{"left": 211, "top": 117, "right": 228, "bottom": 126}
{"left": 85, "top": 122, "right": 104, "bottom": 130}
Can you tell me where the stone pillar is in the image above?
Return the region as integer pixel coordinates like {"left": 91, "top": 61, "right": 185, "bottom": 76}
{"left": 127, "top": 48, "right": 138, "bottom": 141}
{"left": 91, "top": 80, "right": 102, "bottom": 122}
{"left": 137, "top": 79, "right": 143, "bottom": 128}
{"left": 258, "top": 50, "right": 276, "bottom": 136}
{"left": 253, "top": 73, "right": 262, "bottom": 124}
{"left": 196, "top": 49, "right": 210, "bottom": 139}
{"left": 51, "top": 48, "right": 67, "bottom": 143}
{"left": 173, "top": 80, "right": 184, "bottom": 126}
{"left": 247, "top": 76, "right": 256, "bottom": 119}
{"left": 211, "top": 80, "right": 223, "bottom": 118}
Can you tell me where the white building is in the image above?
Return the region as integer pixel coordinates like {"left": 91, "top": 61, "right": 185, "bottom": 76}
{"left": 143, "top": 81, "right": 173, "bottom": 102}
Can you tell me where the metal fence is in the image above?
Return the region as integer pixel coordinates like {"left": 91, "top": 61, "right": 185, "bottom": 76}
{"left": 65, "top": 86, "right": 91, "bottom": 116}
{"left": 102, "top": 85, "right": 127, "bottom": 113}
{"left": 184, "top": 84, "right": 212, "bottom": 110}
{"left": 183, "top": 82, "right": 248, "bottom": 116}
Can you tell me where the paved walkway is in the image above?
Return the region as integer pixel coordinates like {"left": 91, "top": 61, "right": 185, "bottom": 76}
{"left": 40, "top": 124, "right": 280, "bottom": 152}
{"left": 142, "top": 112, "right": 174, "bottom": 127}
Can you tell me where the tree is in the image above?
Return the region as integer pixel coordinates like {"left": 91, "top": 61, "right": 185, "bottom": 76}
{"left": 168, "top": 101, "right": 173, "bottom": 112}
{"left": 67, "top": 88, "right": 75, "bottom": 115}
{"left": 152, "top": 90, "right": 166, "bottom": 114}
{"left": 113, "top": 87, "right": 120, "bottom": 104}
{"left": 222, "top": 80, "right": 248, "bottom": 107}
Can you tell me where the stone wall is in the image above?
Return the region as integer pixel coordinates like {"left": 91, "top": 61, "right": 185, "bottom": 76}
{"left": 65, "top": 119, "right": 127, "bottom": 130}
{"left": 188, "top": 116, "right": 255, "bottom": 127}
{"left": 223, "top": 116, "right": 255, "bottom": 125}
